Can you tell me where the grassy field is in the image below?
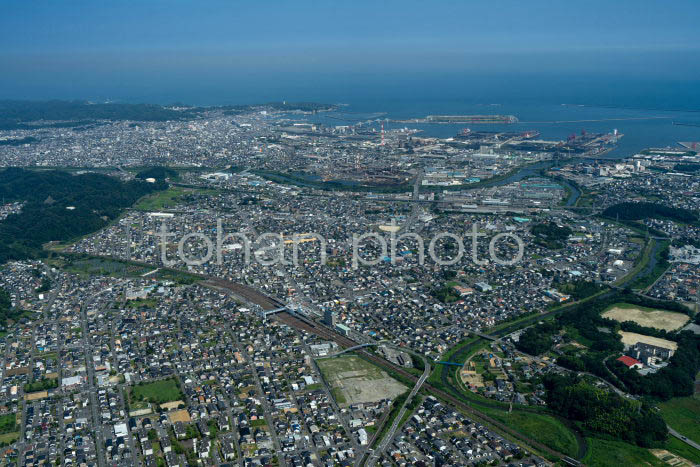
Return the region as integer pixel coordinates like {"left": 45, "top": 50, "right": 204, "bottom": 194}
{"left": 614, "top": 237, "right": 671, "bottom": 290}
{"left": 583, "top": 438, "right": 666, "bottom": 466}
{"left": 615, "top": 238, "right": 654, "bottom": 287}
{"left": 0, "top": 413, "right": 16, "bottom": 434}
{"left": 249, "top": 419, "right": 268, "bottom": 428}
{"left": 134, "top": 186, "right": 221, "bottom": 211}
{"left": 631, "top": 240, "right": 671, "bottom": 290}
{"left": 576, "top": 190, "right": 597, "bottom": 208}
{"left": 52, "top": 254, "right": 200, "bottom": 284}
{"left": 665, "top": 437, "right": 700, "bottom": 464}
{"left": 132, "top": 378, "right": 183, "bottom": 404}
{"left": 134, "top": 186, "right": 188, "bottom": 211}
{"left": 658, "top": 395, "right": 700, "bottom": 444}
{"left": 317, "top": 355, "right": 385, "bottom": 380}
{"left": 482, "top": 408, "right": 579, "bottom": 457}
{"left": 126, "top": 298, "right": 158, "bottom": 308}
{"left": 0, "top": 413, "right": 18, "bottom": 446}
{"left": 53, "top": 256, "right": 153, "bottom": 278}
{"left": 0, "top": 432, "right": 18, "bottom": 445}
{"left": 331, "top": 387, "right": 347, "bottom": 404}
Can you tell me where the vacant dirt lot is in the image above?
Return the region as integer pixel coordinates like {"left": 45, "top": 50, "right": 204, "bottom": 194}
{"left": 168, "top": 409, "right": 191, "bottom": 423}
{"left": 24, "top": 391, "right": 48, "bottom": 401}
{"left": 317, "top": 355, "right": 406, "bottom": 407}
{"left": 603, "top": 304, "right": 689, "bottom": 331}
{"left": 618, "top": 331, "right": 678, "bottom": 351}
{"left": 160, "top": 400, "right": 185, "bottom": 411}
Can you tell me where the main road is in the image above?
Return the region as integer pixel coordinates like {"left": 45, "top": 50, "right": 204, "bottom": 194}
{"left": 667, "top": 427, "right": 700, "bottom": 452}
{"left": 362, "top": 357, "right": 431, "bottom": 466}
{"left": 200, "top": 276, "right": 579, "bottom": 461}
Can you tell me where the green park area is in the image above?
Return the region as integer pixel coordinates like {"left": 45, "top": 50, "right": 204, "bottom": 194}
{"left": 24, "top": 377, "right": 58, "bottom": 393}
{"left": 131, "top": 378, "right": 183, "bottom": 405}
{"left": 49, "top": 255, "right": 200, "bottom": 285}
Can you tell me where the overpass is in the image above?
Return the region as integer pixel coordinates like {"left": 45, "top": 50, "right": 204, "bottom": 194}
{"left": 323, "top": 343, "right": 378, "bottom": 357}
{"left": 469, "top": 330, "right": 499, "bottom": 341}
{"left": 260, "top": 306, "right": 287, "bottom": 317}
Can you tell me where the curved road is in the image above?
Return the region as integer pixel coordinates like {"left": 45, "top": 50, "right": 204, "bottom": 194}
{"left": 438, "top": 337, "right": 588, "bottom": 460}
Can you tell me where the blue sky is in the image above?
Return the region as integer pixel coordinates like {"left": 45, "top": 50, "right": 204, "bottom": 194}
{"left": 2, "top": 0, "right": 699, "bottom": 103}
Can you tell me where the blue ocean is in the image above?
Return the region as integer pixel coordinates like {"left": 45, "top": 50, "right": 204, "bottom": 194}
{"left": 40, "top": 73, "right": 700, "bottom": 159}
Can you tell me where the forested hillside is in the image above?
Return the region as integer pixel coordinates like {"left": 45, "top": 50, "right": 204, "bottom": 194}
{"left": 0, "top": 168, "right": 165, "bottom": 261}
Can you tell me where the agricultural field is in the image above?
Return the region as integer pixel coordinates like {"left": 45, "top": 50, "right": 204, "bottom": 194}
{"left": 317, "top": 354, "right": 406, "bottom": 407}
{"left": 460, "top": 360, "right": 485, "bottom": 388}
{"left": 603, "top": 302, "right": 690, "bottom": 331}
{"left": 131, "top": 378, "right": 183, "bottom": 405}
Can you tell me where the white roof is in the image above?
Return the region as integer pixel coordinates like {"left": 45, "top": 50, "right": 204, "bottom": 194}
{"left": 114, "top": 423, "right": 128, "bottom": 438}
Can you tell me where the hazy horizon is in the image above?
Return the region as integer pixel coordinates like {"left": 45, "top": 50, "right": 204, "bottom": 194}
{"left": 2, "top": 0, "right": 700, "bottom": 107}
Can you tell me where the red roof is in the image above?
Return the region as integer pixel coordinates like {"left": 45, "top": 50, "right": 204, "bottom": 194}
{"left": 616, "top": 355, "right": 642, "bottom": 367}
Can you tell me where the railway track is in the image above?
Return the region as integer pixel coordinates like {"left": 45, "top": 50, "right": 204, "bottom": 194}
{"left": 274, "top": 312, "right": 574, "bottom": 462}
{"left": 202, "top": 277, "right": 285, "bottom": 310}
{"left": 206, "top": 277, "right": 578, "bottom": 464}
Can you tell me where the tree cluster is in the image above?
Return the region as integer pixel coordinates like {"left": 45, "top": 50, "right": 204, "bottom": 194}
{"left": 530, "top": 222, "right": 573, "bottom": 249}
{"left": 135, "top": 166, "right": 179, "bottom": 181}
{"left": 602, "top": 201, "right": 698, "bottom": 224}
{"left": 543, "top": 374, "right": 667, "bottom": 447}
{"left": 0, "top": 100, "right": 203, "bottom": 130}
{"left": 0, "top": 287, "right": 26, "bottom": 329}
{"left": 673, "top": 163, "right": 700, "bottom": 173}
{"left": 515, "top": 321, "right": 559, "bottom": 355}
{"left": 556, "top": 279, "right": 604, "bottom": 301}
{"left": 0, "top": 168, "right": 165, "bottom": 261}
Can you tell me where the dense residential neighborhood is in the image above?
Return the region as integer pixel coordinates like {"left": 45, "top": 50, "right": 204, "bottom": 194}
{"left": 0, "top": 101, "right": 697, "bottom": 466}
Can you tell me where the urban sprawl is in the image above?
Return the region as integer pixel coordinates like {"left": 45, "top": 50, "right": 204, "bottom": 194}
{"left": 0, "top": 102, "right": 698, "bottom": 467}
